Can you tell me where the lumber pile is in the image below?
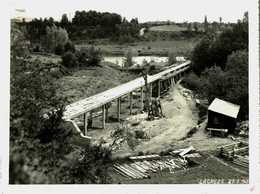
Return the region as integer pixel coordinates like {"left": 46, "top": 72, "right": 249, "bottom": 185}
{"left": 234, "top": 146, "right": 248, "bottom": 156}
{"left": 217, "top": 142, "right": 239, "bottom": 159}
{"left": 170, "top": 146, "right": 196, "bottom": 157}
{"left": 113, "top": 157, "right": 187, "bottom": 179}
{"left": 217, "top": 142, "right": 248, "bottom": 159}
{"left": 129, "top": 154, "right": 160, "bottom": 161}
{"left": 233, "top": 155, "right": 249, "bottom": 168}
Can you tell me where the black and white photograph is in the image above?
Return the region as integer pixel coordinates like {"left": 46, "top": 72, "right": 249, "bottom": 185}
{"left": 0, "top": 0, "right": 260, "bottom": 193}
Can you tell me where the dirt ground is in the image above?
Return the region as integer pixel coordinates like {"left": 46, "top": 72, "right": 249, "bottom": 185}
{"left": 85, "top": 82, "right": 237, "bottom": 158}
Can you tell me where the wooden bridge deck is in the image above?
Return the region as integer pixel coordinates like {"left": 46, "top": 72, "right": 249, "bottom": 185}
{"left": 63, "top": 61, "right": 191, "bottom": 120}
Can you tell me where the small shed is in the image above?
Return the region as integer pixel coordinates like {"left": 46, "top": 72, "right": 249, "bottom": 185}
{"left": 207, "top": 98, "right": 240, "bottom": 133}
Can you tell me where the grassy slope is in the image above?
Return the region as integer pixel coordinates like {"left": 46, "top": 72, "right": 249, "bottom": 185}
{"left": 149, "top": 25, "right": 186, "bottom": 32}
{"left": 76, "top": 39, "right": 198, "bottom": 56}
{"left": 55, "top": 62, "right": 137, "bottom": 104}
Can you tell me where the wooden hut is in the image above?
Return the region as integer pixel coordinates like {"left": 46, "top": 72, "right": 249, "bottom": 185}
{"left": 207, "top": 98, "right": 240, "bottom": 135}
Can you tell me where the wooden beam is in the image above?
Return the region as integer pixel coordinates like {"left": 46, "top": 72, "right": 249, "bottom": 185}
{"left": 171, "top": 77, "right": 175, "bottom": 89}
{"left": 89, "top": 111, "right": 93, "bottom": 128}
{"left": 83, "top": 112, "right": 88, "bottom": 135}
{"left": 105, "top": 105, "right": 109, "bottom": 122}
{"left": 149, "top": 83, "right": 153, "bottom": 98}
{"left": 157, "top": 80, "right": 161, "bottom": 98}
{"left": 102, "top": 105, "right": 106, "bottom": 129}
{"left": 140, "top": 87, "right": 144, "bottom": 111}
{"left": 129, "top": 92, "right": 133, "bottom": 115}
{"left": 117, "top": 97, "right": 121, "bottom": 121}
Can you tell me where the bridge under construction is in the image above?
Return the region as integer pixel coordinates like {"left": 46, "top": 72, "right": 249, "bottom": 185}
{"left": 63, "top": 61, "right": 191, "bottom": 138}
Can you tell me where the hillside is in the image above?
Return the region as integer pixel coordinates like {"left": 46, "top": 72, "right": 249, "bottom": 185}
{"left": 55, "top": 62, "right": 138, "bottom": 104}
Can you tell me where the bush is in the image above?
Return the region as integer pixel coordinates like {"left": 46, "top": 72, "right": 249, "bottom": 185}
{"left": 182, "top": 73, "right": 203, "bottom": 91}
{"left": 64, "top": 41, "right": 76, "bottom": 53}
{"left": 55, "top": 43, "right": 64, "bottom": 55}
{"left": 123, "top": 50, "right": 133, "bottom": 68}
{"left": 77, "top": 46, "right": 102, "bottom": 67}
{"left": 61, "top": 51, "right": 78, "bottom": 68}
{"left": 168, "top": 52, "right": 176, "bottom": 66}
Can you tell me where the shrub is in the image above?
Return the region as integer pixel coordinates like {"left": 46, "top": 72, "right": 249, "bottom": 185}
{"left": 55, "top": 43, "right": 64, "bottom": 55}
{"left": 64, "top": 41, "right": 76, "bottom": 53}
{"left": 61, "top": 51, "right": 78, "bottom": 68}
{"left": 182, "top": 73, "right": 203, "bottom": 91}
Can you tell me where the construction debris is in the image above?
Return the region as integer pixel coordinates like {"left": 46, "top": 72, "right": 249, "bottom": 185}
{"left": 236, "top": 120, "right": 249, "bottom": 137}
{"left": 170, "top": 146, "right": 196, "bottom": 157}
{"left": 129, "top": 154, "right": 160, "bottom": 161}
{"left": 179, "top": 146, "right": 195, "bottom": 157}
{"left": 113, "top": 156, "right": 188, "bottom": 179}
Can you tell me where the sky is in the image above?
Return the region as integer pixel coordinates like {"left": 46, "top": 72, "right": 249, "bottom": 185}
{"left": 10, "top": 0, "right": 249, "bottom": 23}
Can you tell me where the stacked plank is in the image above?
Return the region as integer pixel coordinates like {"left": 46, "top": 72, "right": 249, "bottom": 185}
{"left": 234, "top": 146, "right": 248, "bottom": 156}
{"left": 113, "top": 158, "right": 187, "bottom": 179}
{"left": 233, "top": 155, "right": 249, "bottom": 168}
{"left": 129, "top": 154, "right": 160, "bottom": 161}
{"left": 217, "top": 142, "right": 240, "bottom": 159}
{"left": 217, "top": 142, "right": 248, "bottom": 159}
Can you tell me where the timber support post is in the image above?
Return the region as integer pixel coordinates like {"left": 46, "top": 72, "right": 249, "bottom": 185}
{"left": 140, "top": 87, "right": 144, "bottom": 111}
{"left": 150, "top": 83, "right": 153, "bottom": 98}
{"left": 105, "top": 104, "right": 109, "bottom": 122}
{"left": 129, "top": 92, "right": 133, "bottom": 115}
{"left": 171, "top": 77, "right": 175, "bottom": 89}
{"left": 83, "top": 112, "right": 88, "bottom": 135}
{"left": 117, "top": 97, "right": 121, "bottom": 121}
{"left": 158, "top": 80, "right": 161, "bottom": 98}
{"left": 102, "top": 105, "right": 106, "bottom": 129}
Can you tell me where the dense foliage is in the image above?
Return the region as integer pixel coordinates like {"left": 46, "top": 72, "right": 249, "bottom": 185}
{"left": 10, "top": 23, "right": 112, "bottom": 184}
{"left": 184, "top": 50, "right": 248, "bottom": 119}
{"left": 185, "top": 13, "right": 249, "bottom": 119}
{"left": 61, "top": 46, "right": 102, "bottom": 68}
{"left": 192, "top": 13, "right": 248, "bottom": 74}
{"left": 23, "top": 10, "right": 140, "bottom": 44}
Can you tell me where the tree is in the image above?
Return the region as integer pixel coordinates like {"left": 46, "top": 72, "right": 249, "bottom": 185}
{"left": 191, "top": 34, "right": 214, "bottom": 75}
{"left": 200, "top": 66, "right": 228, "bottom": 102}
{"left": 123, "top": 50, "right": 134, "bottom": 68}
{"left": 45, "top": 25, "right": 69, "bottom": 52}
{"left": 197, "top": 50, "right": 248, "bottom": 119}
{"left": 225, "top": 50, "right": 248, "bottom": 119}
{"left": 167, "top": 52, "right": 176, "bottom": 66}
{"left": 204, "top": 15, "right": 209, "bottom": 33}
{"left": 64, "top": 40, "right": 76, "bottom": 53}
{"left": 60, "top": 14, "right": 69, "bottom": 29}
{"left": 192, "top": 13, "right": 248, "bottom": 74}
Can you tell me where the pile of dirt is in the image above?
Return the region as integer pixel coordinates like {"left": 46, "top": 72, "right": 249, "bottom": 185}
{"left": 55, "top": 62, "right": 137, "bottom": 103}
{"left": 110, "top": 84, "right": 199, "bottom": 156}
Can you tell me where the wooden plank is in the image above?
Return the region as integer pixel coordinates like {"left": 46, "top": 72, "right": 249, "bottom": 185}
{"left": 208, "top": 128, "right": 228, "bottom": 133}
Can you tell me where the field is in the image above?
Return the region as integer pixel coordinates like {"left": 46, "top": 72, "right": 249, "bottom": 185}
{"left": 76, "top": 39, "right": 199, "bottom": 56}
{"left": 149, "top": 24, "right": 187, "bottom": 32}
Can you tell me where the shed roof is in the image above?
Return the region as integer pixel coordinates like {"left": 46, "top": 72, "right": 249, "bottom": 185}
{"left": 208, "top": 98, "right": 240, "bottom": 119}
